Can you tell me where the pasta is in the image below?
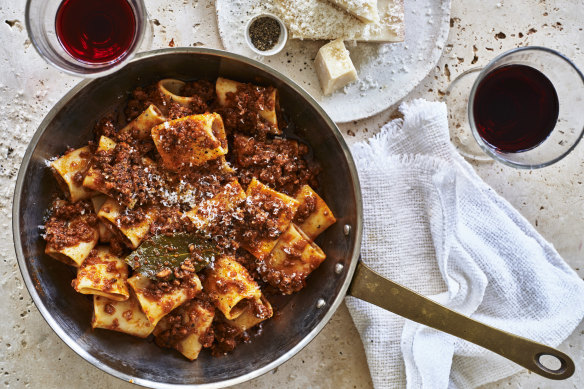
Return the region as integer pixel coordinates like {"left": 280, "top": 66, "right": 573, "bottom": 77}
{"left": 90, "top": 195, "right": 114, "bottom": 243}
{"left": 92, "top": 294, "right": 154, "bottom": 338}
{"left": 44, "top": 199, "right": 99, "bottom": 267}
{"left": 203, "top": 256, "right": 262, "bottom": 320}
{"left": 185, "top": 178, "right": 246, "bottom": 231}
{"left": 128, "top": 272, "right": 203, "bottom": 327}
{"left": 82, "top": 136, "right": 117, "bottom": 193}
{"left": 50, "top": 146, "right": 95, "bottom": 202}
{"left": 156, "top": 79, "right": 210, "bottom": 109}
{"left": 151, "top": 113, "right": 228, "bottom": 170}
{"left": 258, "top": 223, "right": 326, "bottom": 294}
{"left": 97, "top": 198, "right": 158, "bottom": 249}
{"left": 294, "top": 185, "right": 337, "bottom": 240}
{"left": 41, "top": 77, "right": 336, "bottom": 360}
{"left": 215, "top": 77, "right": 281, "bottom": 135}
{"left": 119, "top": 104, "right": 166, "bottom": 140}
{"left": 225, "top": 294, "right": 273, "bottom": 331}
{"left": 153, "top": 298, "right": 215, "bottom": 360}
{"left": 72, "top": 245, "right": 130, "bottom": 301}
{"left": 242, "top": 178, "right": 300, "bottom": 260}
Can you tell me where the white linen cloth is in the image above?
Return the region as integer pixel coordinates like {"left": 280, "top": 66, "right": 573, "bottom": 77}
{"left": 345, "top": 99, "right": 584, "bottom": 388}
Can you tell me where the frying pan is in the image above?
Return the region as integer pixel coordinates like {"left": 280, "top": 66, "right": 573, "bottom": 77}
{"left": 13, "top": 48, "right": 574, "bottom": 388}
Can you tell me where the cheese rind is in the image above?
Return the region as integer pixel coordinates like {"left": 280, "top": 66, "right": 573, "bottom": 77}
{"left": 314, "top": 39, "right": 358, "bottom": 95}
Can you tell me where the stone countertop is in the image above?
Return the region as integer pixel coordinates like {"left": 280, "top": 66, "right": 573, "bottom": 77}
{"left": 1, "top": 0, "right": 582, "bottom": 388}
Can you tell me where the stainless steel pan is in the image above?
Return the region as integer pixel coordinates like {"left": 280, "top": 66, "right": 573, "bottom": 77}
{"left": 13, "top": 48, "right": 574, "bottom": 388}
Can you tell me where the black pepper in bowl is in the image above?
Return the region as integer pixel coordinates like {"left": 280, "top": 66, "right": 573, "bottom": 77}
{"left": 248, "top": 16, "right": 281, "bottom": 52}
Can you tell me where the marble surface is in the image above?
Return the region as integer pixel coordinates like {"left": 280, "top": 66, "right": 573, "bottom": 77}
{"left": 1, "top": 0, "right": 583, "bottom": 388}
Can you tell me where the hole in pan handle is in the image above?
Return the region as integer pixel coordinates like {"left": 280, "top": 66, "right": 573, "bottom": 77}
{"left": 347, "top": 261, "right": 575, "bottom": 380}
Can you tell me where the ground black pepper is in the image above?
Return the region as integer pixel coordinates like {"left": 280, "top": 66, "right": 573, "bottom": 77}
{"left": 248, "top": 17, "right": 281, "bottom": 51}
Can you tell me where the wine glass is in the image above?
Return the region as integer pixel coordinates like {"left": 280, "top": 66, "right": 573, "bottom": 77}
{"left": 25, "top": 0, "right": 151, "bottom": 78}
{"left": 445, "top": 46, "right": 584, "bottom": 168}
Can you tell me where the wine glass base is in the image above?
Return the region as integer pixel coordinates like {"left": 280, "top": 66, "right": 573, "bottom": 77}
{"left": 444, "top": 68, "right": 493, "bottom": 162}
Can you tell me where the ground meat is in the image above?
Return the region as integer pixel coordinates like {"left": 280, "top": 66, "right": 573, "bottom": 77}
{"left": 182, "top": 80, "right": 215, "bottom": 104}
{"left": 250, "top": 297, "right": 271, "bottom": 319}
{"left": 166, "top": 104, "right": 193, "bottom": 120}
{"left": 168, "top": 80, "right": 215, "bottom": 119}
{"left": 112, "top": 126, "right": 156, "bottom": 156}
{"left": 211, "top": 320, "right": 249, "bottom": 356}
{"left": 142, "top": 260, "right": 201, "bottom": 300}
{"left": 72, "top": 249, "right": 119, "bottom": 292}
{"left": 122, "top": 310, "right": 133, "bottom": 321}
{"left": 153, "top": 116, "right": 222, "bottom": 170}
{"left": 102, "top": 277, "right": 117, "bottom": 292}
{"left": 72, "top": 171, "right": 85, "bottom": 187}
{"left": 178, "top": 158, "right": 234, "bottom": 194}
{"left": 199, "top": 205, "right": 244, "bottom": 254}
{"left": 198, "top": 323, "right": 215, "bottom": 348}
{"left": 257, "top": 265, "right": 308, "bottom": 295}
{"left": 231, "top": 250, "right": 266, "bottom": 283}
{"left": 90, "top": 142, "right": 170, "bottom": 207}
{"left": 233, "top": 250, "right": 255, "bottom": 268}
{"left": 154, "top": 298, "right": 215, "bottom": 351}
{"left": 282, "top": 240, "right": 309, "bottom": 263}
{"left": 94, "top": 116, "right": 118, "bottom": 139}
{"left": 124, "top": 86, "right": 167, "bottom": 122}
{"left": 118, "top": 206, "right": 148, "bottom": 228}
{"left": 217, "top": 83, "right": 278, "bottom": 140}
{"left": 104, "top": 303, "right": 116, "bottom": 315}
{"left": 237, "top": 187, "right": 296, "bottom": 249}
{"left": 167, "top": 80, "right": 215, "bottom": 119}
{"left": 108, "top": 236, "right": 127, "bottom": 257}
{"left": 125, "top": 80, "right": 214, "bottom": 122}
{"left": 44, "top": 199, "right": 98, "bottom": 250}
{"left": 232, "top": 134, "right": 318, "bottom": 195}
{"left": 257, "top": 234, "right": 318, "bottom": 294}
{"left": 148, "top": 209, "right": 193, "bottom": 236}
{"left": 294, "top": 194, "right": 316, "bottom": 224}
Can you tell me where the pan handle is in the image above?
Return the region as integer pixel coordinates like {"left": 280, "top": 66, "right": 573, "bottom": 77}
{"left": 347, "top": 261, "right": 575, "bottom": 380}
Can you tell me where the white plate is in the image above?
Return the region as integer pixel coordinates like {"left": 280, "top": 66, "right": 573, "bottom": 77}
{"left": 216, "top": 0, "right": 451, "bottom": 123}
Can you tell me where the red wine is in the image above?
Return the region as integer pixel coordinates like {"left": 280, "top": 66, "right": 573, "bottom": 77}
{"left": 473, "top": 64, "right": 559, "bottom": 152}
{"left": 56, "top": 0, "right": 136, "bottom": 64}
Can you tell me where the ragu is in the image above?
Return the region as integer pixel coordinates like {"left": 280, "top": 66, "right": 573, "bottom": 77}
{"left": 43, "top": 77, "right": 336, "bottom": 360}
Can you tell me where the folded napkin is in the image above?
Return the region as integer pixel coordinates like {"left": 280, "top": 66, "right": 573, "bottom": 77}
{"left": 345, "top": 99, "right": 584, "bottom": 388}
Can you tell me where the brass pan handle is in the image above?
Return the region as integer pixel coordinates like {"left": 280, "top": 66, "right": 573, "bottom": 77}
{"left": 347, "top": 261, "right": 574, "bottom": 380}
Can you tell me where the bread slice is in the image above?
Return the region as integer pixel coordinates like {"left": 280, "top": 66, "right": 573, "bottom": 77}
{"left": 275, "top": 0, "right": 404, "bottom": 42}
{"left": 326, "top": 0, "right": 379, "bottom": 24}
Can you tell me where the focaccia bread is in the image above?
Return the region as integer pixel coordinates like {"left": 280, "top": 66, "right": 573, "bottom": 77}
{"left": 276, "top": 0, "right": 404, "bottom": 42}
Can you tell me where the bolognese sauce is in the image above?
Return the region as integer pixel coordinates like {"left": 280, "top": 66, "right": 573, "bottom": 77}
{"left": 42, "top": 77, "right": 334, "bottom": 361}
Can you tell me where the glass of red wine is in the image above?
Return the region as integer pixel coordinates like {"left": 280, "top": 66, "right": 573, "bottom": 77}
{"left": 26, "top": 0, "right": 149, "bottom": 77}
{"left": 446, "top": 47, "right": 584, "bottom": 168}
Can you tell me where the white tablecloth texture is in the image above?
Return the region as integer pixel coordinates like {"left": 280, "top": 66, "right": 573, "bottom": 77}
{"left": 345, "top": 99, "right": 584, "bottom": 388}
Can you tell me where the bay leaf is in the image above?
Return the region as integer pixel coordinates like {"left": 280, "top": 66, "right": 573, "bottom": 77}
{"left": 125, "top": 233, "right": 218, "bottom": 280}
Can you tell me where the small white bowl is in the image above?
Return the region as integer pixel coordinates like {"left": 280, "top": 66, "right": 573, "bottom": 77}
{"left": 244, "top": 13, "right": 288, "bottom": 56}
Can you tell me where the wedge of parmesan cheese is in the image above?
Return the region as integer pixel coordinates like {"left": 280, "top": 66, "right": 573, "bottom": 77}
{"left": 314, "top": 39, "right": 358, "bottom": 95}
{"left": 326, "top": 0, "right": 379, "bottom": 23}
{"left": 276, "top": 0, "right": 404, "bottom": 42}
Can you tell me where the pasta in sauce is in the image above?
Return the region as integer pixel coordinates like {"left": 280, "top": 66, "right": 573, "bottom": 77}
{"left": 42, "top": 77, "right": 336, "bottom": 360}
